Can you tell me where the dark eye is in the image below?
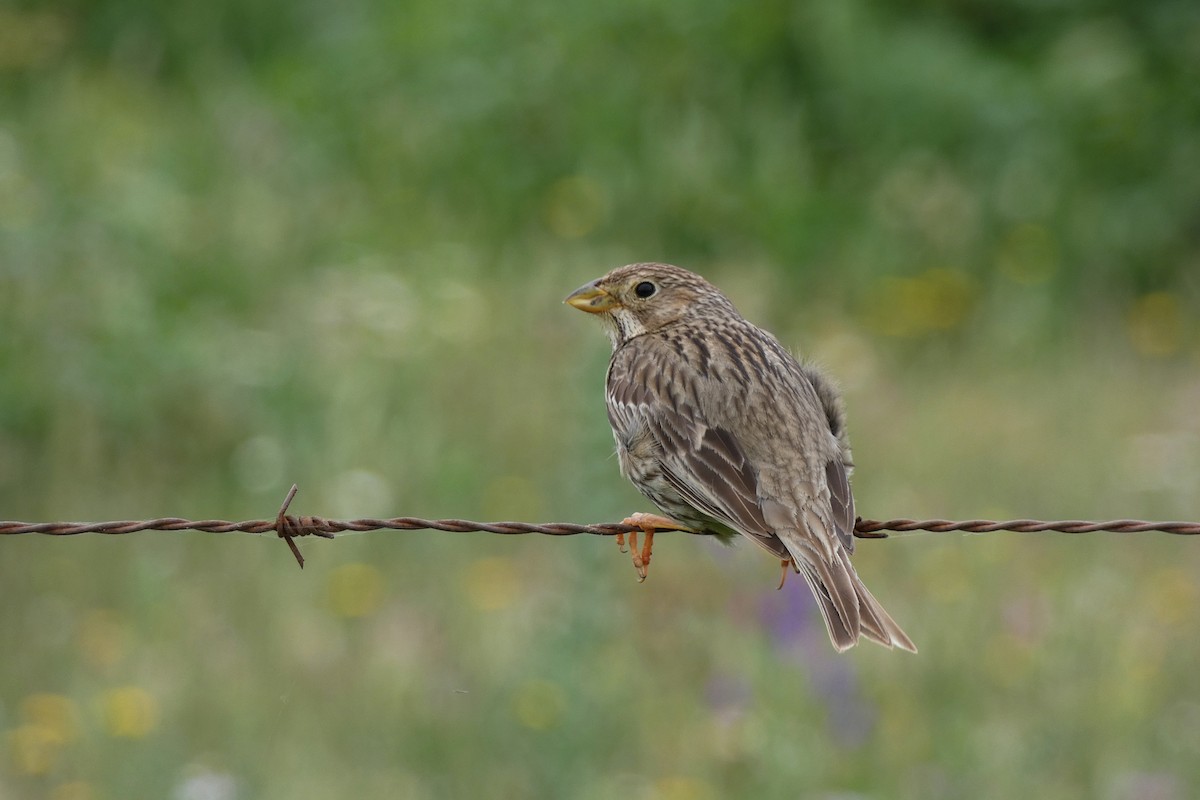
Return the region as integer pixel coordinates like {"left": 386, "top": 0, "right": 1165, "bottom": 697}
{"left": 634, "top": 281, "right": 657, "bottom": 298}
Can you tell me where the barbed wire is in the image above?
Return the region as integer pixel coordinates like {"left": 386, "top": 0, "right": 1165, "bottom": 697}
{"left": 2, "top": 485, "right": 1197, "bottom": 568}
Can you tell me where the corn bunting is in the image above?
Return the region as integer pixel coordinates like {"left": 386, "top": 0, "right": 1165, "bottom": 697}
{"left": 566, "top": 263, "right": 915, "bottom": 652}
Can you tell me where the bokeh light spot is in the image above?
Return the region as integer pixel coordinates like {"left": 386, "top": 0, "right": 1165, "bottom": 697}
{"left": 7, "top": 693, "right": 80, "bottom": 775}
{"left": 21, "top": 693, "right": 79, "bottom": 744}
{"left": 1048, "top": 19, "right": 1141, "bottom": 95}
{"left": 512, "top": 680, "right": 566, "bottom": 730}
{"left": 7, "top": 724, "right": 59, "bottom": 775}
{"left": 174, "top": 768, "right": 239, "bottom": 800}
{"left": 101, "top": 686, "right": 159, "bottom": 738}
{"left": 327, "top": 563, "right": 385, "bottom": 618}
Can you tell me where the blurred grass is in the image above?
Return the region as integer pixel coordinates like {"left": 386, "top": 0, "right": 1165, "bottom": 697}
{"left": 2, "top": 0, "right": 1200, "bottom": 798}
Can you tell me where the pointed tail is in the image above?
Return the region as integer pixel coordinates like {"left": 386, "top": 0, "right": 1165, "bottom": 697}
{"left": 800, "top": 549, "right": 917, "bottom": 653}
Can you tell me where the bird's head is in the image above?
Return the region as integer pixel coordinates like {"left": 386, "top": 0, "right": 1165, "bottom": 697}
{"left": 565, "top": 263, "right": 735, "bottom": 347}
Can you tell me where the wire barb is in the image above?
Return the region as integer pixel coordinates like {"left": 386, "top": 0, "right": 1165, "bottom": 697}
{"left": 273, "top": 484, "right": 337, "bottom": 569}
{"left": 1, "top": 487, "right": 1197, "bottom": 570}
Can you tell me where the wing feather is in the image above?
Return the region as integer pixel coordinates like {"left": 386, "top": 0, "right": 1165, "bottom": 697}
{"left": 607, "top": 349, "right": 789, "bottom": 558}
{"left": 825, "top": 459, "right": 856, "bottom": 554}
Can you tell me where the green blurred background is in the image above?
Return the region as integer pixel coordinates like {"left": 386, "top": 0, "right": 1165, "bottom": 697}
{"left": 2, "top": 0, "right": 1199, "bottom": 797}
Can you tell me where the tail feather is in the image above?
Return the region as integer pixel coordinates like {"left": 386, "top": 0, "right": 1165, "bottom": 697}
{"left": 800, "top": 555, "right": 861, "bottom": 650}
{"left": 800, "top": 550, "right": 917, "bottom": 653}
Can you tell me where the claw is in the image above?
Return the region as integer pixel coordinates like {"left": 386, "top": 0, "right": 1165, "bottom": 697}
{"left": 628, "top": 529, "right": 646, "bottom": 581}
{"left": 618, "top": 512, "right": 692, "bottom": 582}
{"left": 640, "top": 530, "right": 654, "bottom": 573}
{"left": 777, "top": 558, "right": 793, "bottom": 591}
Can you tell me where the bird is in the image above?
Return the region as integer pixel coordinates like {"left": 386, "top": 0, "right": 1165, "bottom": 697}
{"left": 565, "top": 263, "right": 916, "bottom": 653}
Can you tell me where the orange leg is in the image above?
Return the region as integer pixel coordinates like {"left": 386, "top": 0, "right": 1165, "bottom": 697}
{"left": 777, "top": 558, "right": 793, "bottom": 591}
{"left": 618, "top": 512, "right": 693, "bottom": 582}
{"left": 626, "top": 529, "right": 657, "bottom": 581}
{"left": 640, "top": 530, "right": 655, "bottom": 572}
{"left": 628, "top": 528, "right": 642, "bottom": 579}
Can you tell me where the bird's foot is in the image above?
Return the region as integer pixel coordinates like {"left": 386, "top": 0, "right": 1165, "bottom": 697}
{"left": 777, "top": 558, "right": 793, "bottom": 591}
{"left": 619, "top": 512, "right": 693, "bottom": 582}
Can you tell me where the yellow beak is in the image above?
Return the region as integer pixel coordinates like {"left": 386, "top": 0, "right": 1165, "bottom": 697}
{"left": 564, "top": 281, "right": 618, "bottom": 313}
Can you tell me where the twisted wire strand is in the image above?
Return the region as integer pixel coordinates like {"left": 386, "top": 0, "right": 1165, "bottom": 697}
{"left": 6, "top": 517, "right": 1200, "bottom": 537}
{"left": 2, "top": 485, "right": 1197, "bottom": 567}
{"left": 0, "top": 517, "right": 640, "bottom": 537}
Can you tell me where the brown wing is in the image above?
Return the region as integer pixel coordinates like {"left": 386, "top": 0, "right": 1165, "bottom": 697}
{"left": 606, "top": 349, "right": 788, "bottom": 558}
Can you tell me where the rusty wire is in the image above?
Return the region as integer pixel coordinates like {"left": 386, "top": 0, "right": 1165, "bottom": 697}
{"left": 1, "top": 485, "right": 1197, "bottom": 569}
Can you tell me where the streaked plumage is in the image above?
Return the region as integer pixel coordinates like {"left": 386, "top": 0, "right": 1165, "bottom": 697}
{"left": 566, "top": 263, "right": 915, "bottom": 653}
